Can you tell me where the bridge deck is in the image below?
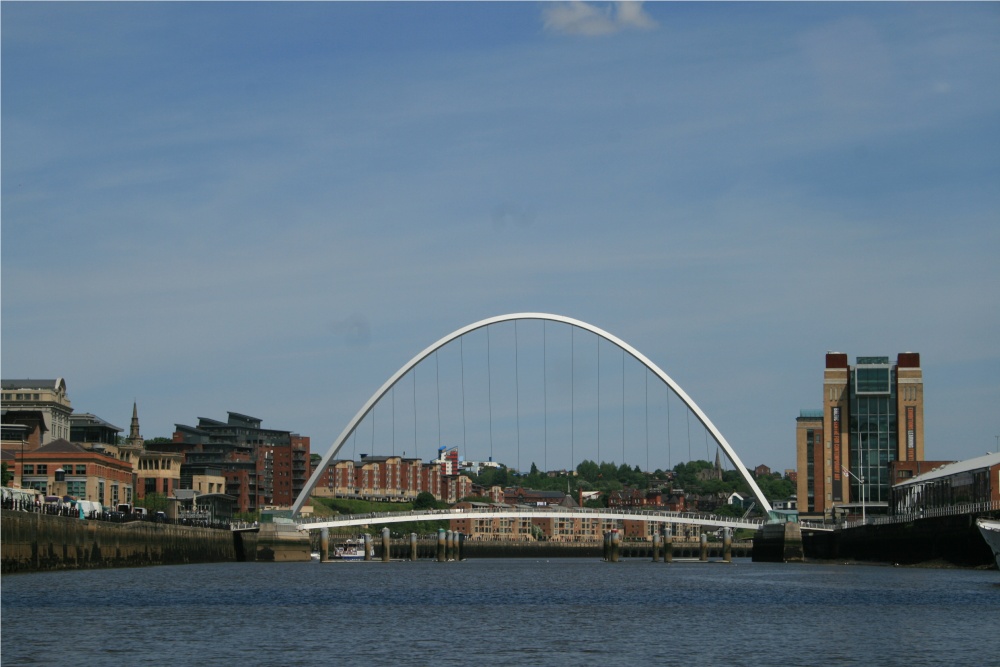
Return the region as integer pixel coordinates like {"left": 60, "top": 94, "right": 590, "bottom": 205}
{"left": 297, "top": 507, "right": 766, "bottom": 532}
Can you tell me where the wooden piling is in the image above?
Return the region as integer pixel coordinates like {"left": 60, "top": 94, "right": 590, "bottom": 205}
{"left": 382, "top": 527, "right": 391, "bottom": 562}
{"left": 410, "top": 533, "right": 418, "bottom": 561}
{"left": 610, "top": 530, "right": 621, "bottom": 563}
{"left": 652, "top": 532, "right": 661, "bottom": 562}
{"left": 723, "top": 528, "right": 732, "bottom": 563}
{"left": 437, "top": 529, "right": 446, "bottom": 562}
{"left": 699, "top": 532, "right": 708, "bottom": 561}
{"left": 320, "top": 528, "right": 329, "bottom": 562}
{"left": 364, "top": 533, "right": 372, "bottom": 561}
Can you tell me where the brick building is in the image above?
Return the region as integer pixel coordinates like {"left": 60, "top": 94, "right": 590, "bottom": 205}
{"left": 14, "top": 438, "right": 133, "bottom": 507}
{"left": 797, "top": 352, "right": 925, "bottom": 520}
{"left": 156, "top": 412, "right": 311, "bottom": 514}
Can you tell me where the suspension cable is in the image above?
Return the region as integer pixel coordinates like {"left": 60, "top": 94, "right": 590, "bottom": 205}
{"left": 666, "top": 389, "right": 671, "bottom": 470}
{"left": 436, "top": 350, "right": 441, "bottom": 452}
{"left": 460, "top": 336, "right": 466, "bottom": 461}
{"left": 412, "top": 369, "right": 418, "bottom": 459}
{"left": 543, "top": 321, "right": 548, "bottom": 473}
{"left": 515, "top": 320, "right": 521, "bottom": 473}
{"left": 686, "top": 408, "right": 692, "bottom": 461}
{"left": 597, "top": 333, "right": 601, "bottom": 465}
{"left": 487, "top": 325, "right": 493, "bottom": 462}
{"left": 645, "top": 369, "right": 649, "bottom": 473}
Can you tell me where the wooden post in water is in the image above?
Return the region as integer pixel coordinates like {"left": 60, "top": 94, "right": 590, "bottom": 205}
{"left": 610, "top": 530, "right": 621, "bottom": 563}
{"left": 652, "top": 532, "right": 661, "bottom": 562}
{"left": 320, "top": 528, "right": 329, "bottom": 562}
{"left": 410, "top": 533, "right": 418, "bottom": 561}
{"left": 603, "top": 532, "right": 610, "bottom": 561}
{"left": 457, "top": 532, "right": 465, "bottom": 561}
{"left": 723, "top": 528, "right": 733, "bottom": 563}
{"left": 437, "top": 529, "right": 446, "bottom": 562}
{"left": 664, "top": 526, "right": 673, "bottom": 563}
{"left": 382, "top": 527, "right": 391, "bottom": 562}
{"left": 364, "top": 533, "right": 372, "bottom": 561}
{"left": 699, "top": 532, "right": 708, "bottom": 562}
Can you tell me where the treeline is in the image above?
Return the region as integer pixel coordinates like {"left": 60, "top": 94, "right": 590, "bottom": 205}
{"left": 469, "top": 459, "right": 795, "bottom": 504}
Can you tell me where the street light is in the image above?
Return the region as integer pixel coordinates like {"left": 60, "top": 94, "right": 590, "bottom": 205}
{"left": 841, "top": 465, "right": 866, "bottom": 524}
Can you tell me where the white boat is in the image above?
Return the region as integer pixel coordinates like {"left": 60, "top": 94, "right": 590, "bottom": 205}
{"left": 976, "top": 518, "right": 1000, "bottom": 569}
{"left": 331, "top": 538, "right": 371, "bottom": 561}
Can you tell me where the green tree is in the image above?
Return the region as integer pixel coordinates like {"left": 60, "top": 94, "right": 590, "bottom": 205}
{"left": 576, "top": 460, "right": 599, "bottom": 482}
{"left": 413, "top": 491, "right": 437, "bottom": 510}
{"left": 136, "top": 492, "right": 169, "bottom": 513}
{"left": 1, "top": 462, "right": 13, "bottom": 486}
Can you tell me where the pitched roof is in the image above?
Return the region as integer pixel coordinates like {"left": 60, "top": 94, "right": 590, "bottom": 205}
{"left": 894, "top": 452, "right": 1000, "bottom": 488}
{"left": 35, "top": 439, "right": 88, "bottom": 454}
{"left": 2, "top": 379, "right": 62, "bottom": 390}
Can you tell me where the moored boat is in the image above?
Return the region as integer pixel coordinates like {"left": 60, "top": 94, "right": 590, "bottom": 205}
{"left": 976, "top": 518, "right": 1000, "bottom": 569}
{"left": 331, "top": 538, "right": 371, "bottom": 561}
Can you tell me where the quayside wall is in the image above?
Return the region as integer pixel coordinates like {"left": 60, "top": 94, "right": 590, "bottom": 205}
{"left": 1, "top": 511, "right": 259, "bottom": 574}
{"left": 805, "top": 514, "right": 996, "bottom": 567}
{"left": 754, "top": 514, "right": 998, "bottom": 567}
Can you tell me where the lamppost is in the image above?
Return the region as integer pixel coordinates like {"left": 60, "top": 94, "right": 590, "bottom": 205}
{"left": 841, "top": 465, "right": 866, "bottom": 524}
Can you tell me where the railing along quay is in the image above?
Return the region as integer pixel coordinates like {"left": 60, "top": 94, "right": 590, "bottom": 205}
{"left": 0, "top": 496, "right": 236, "bottom": 530}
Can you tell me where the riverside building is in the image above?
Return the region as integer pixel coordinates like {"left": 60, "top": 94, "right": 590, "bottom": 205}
{"left": 796, "top": 352, "right": 924, "bottom": 521}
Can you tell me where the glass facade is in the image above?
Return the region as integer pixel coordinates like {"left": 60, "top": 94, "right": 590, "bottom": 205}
{"left": 850, "top": 363, "right": 897, "bottom": 503}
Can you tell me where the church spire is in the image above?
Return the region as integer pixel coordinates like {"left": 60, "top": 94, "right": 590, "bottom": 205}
{"left": 127, "top": 401, "right": 144, "bottom": 449}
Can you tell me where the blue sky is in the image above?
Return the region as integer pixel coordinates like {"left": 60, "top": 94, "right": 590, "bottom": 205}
{"left": 3, "top": 2, "right": 999, "bottom": 474}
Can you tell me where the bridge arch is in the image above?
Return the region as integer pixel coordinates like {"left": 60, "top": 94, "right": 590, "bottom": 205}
{"left": 292, "top": 313, "right": 772, "bottom": 515}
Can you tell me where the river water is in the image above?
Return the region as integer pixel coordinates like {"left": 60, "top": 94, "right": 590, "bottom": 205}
{"left": 2, "top": 559, "right": 998, "bottom": 666}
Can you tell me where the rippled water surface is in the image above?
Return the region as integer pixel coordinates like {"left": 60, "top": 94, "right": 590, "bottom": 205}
{"left": 3, "top": 559, "right": 999, "bottom": 666}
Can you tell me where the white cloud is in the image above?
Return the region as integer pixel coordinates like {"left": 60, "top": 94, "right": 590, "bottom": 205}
{"left": 543, "top": 1, "right": 657, "bottom": 36}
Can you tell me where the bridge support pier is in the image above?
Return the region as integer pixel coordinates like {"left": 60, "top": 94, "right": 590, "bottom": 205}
{"left": 437, "top": 529, "right": 446, "bottom": 562}
{"left": 723, "top": 528, "right": 732, "bottom": 563}
{"left": 664, "top": 529, "right": 673, "bottom": 563}
{"left": 410, "top": 533, "right": 418, "bottom": 561}
{"left": 364, "top": 533, "right": 372, "bottom": 561}
{"left": 610, "top": 531, "right": 621, "bottom": 563}
{"left": 699, "top": 533, "right": 708, "bottom": 562}
{"left": 320, "top": 528, "right": 329, "bottom": 562}
{"left": 652, "top": 533, "right": 661, "bottom": 562}
{"left": 382, "top": 527, "right": 391, "bottom": 563}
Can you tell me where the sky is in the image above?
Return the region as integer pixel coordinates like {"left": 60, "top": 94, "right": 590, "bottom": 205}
{"left": 3, "top": 2, "right": 999, "bottom": 475}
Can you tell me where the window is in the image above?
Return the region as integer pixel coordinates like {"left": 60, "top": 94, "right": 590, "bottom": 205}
{"left": 36, "top": 464, "right": 47, "bottom": 475}
{"left": 22, "top": 464, "right": 34, "bottom": 474}
{"left": 75, "top": 465, "right": 87, "bottom": 475}
{"left": 67, "top": 481, "right": 86, "bottom": 497}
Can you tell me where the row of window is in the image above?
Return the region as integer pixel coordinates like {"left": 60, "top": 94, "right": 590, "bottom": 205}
{"left": 3, "top": 393, "right": 42, "bottom": 401}
{"left": 20, "top": 464, "right": 88, "bottom": 475}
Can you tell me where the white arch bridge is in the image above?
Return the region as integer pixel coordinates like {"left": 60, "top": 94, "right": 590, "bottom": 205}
{"left": 295, "top": 506, "right": 766, "bottom": 533}
{"left": 292, "top": 313, "right": 777, "bottom": 520}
